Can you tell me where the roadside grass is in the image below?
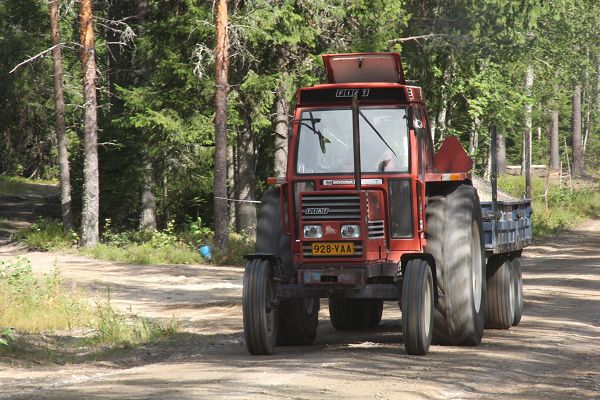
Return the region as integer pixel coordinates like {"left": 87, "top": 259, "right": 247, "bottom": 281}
{"left": 18, "top": 218, "right": 76, "bottom": 251}
{"left": 0, "top": 257, "right": 88, "bottom": 333}
{"left": 498, "top": 175, "right": 600, "bottom": 236}
{"left": 84, "top": 298, "right": 179, "bottom": 347}
{"left": 0, "top": 218, "right": 10, "bottom": 229}
{"left": 82, "top": 242, "right": 204, "bottom": 265}
{"left": 0, "top": 175, "right": 58, "bottom": 196}
{"left": 0, "top": 257, "right": 179, "bottom": 362}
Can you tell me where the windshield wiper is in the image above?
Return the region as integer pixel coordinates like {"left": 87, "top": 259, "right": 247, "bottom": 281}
{"left": 358, "top": 110, "right": 397, "bottom": 157}
{"left": 294, "top": 112, "right": 330, "bottom": 153}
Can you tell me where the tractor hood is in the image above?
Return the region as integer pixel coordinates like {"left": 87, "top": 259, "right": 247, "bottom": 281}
{"left": 322, "top": 53, "right": 406, "bottom": 84}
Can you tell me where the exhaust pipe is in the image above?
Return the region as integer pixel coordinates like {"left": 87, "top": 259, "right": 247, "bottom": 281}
{"left": 352, "top": 93, "right": 362, "bottom": 191}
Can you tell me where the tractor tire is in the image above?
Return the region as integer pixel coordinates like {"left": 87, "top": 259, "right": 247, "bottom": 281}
{"left": 243, "top": 259, "right": 278, "bottom": 355}
{"left": 328, "top": 298, "right": 379, "bottom": 331}
{"left": 424, "top": 185, "right": 486, "bottom": 346}
{"left": 368, "top": 299, "right": 384, "bottom": 328}
{"left": 277, "top": 298, "right": 320, "bottom": 346}
{"left": 485, "top": 257, "right": 514, "bottom": 329}
{"left": 511, "top": 258, "right": 523, "bottom": 326}
{"left": 402, "top": 259, "right": 434, "bottom": 355}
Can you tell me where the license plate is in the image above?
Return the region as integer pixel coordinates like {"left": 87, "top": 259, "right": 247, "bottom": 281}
{"left": 311, "top": 242, "right": 354, "bottom": 256}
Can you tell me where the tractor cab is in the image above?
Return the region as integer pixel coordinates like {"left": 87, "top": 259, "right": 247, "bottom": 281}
{"left": 285, "top": 53, "right": 436, "bottom": 270}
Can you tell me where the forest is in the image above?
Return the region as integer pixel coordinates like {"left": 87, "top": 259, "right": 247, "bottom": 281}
{"left": 1, "top": 0, "right": 599, "bottom": 254}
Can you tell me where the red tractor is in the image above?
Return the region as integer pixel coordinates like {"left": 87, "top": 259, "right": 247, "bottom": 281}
{"left": 243, "top": 53, "right": 531, "bottom": 355}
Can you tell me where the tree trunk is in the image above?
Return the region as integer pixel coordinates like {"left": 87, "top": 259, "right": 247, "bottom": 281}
{"left": 273, "top": 49, "right": 290, "bottom": 176}
{"left": 497, "top": 129, "right": 506, "bottom": 174}
{"left": 434, "top": 63, "right": 453, "bottom": 143}
{"left": 572, "top": 84, "right": 583, "bottom": 176}
{"left": 582, "top": 85, "right": 590, "bottom": 155}
{"left": 468, "top": 116, "right": 479, "bottom": 155}
{"left": 235, "top": 112, "right": 257, "bottom": 236}
{"left": 139, "top": 158, "right": 157, "bottom": 230}
{"left": 136, "top": 0, "right": 156, "bottom": 231}
{"left": 522, "top": 66, "right": 533, "bottom": 180}
{"left": 550, "top": 109, "right": 559, "bottom": 171}
{"left": 79, "top": 0, "right": 100, "bottom": 246}
{"left": 49, "top": 0, "right": 73, "bottom": 232}
{"left": 227, "top": 144, "right": 236, "bottom": 228}
{"left": 523, "top": 65, "right": 533, "bottom": 197}
{"left": 213, "top": 0, "right": 229, "bottom": 249}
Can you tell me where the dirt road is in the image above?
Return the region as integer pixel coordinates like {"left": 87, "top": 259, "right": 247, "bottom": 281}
{"left": 1, "top": 220, "right": 599, "bottom": 399}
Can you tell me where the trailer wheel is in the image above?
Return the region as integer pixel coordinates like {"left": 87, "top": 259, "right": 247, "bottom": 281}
{"left": 277, "top": 298, "right": 320, "bottom": 345}
{"left": 511, "top": 258, "right": 523, "bottom": 326}
{"left": 328, "top": 298, "right": 377, "bottom": 330}
{"left": 485, "top": 257, "right": 514, "bottom": 329}
{"left": 243, "top": 259, "right": 278, "bottom": 355}
{"left": 425, "top": 185, "right": 486, "bottom": 345}
{"left": 402, "top": 259, "right": 433, "bottom": 355}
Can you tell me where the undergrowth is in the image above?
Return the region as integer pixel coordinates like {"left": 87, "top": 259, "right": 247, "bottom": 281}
{"left": 85, "top": 294, "right": 179, "bottom": 347}
{"left": 0, "top": 257, "right": 178, "bottom": 357}
{"left": 0, "top": 175, "right": 57, "bottom": 195}
{"left": 498, "top": 175, "right": 600, "bottom": 236}
{"left": 0, "top": 257, "right": 89, "bottom": 333}
{"left": 19, "top": 218, "right": 77, "bottom": 251}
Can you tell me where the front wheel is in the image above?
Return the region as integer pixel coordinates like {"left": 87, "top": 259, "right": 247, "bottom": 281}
{"left": 243, "top": 259, "right": 278, "bottom": 355}
{"left": 402, "top": 259, "right": 434, "bottom": 355}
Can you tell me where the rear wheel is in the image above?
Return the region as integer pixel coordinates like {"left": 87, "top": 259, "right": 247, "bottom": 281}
{"left": 243, "top": 259, "right": 278, "bottom": 355}
{"left": 424, "top": 185, "right": 486, "bottom": 345}
{"left": 485, "top": 257, "right": 514, "bottom": 329}
{"left": 277, "top": 298, "right": 320, "bottom": 345}
{"left": 402, "top": 259, "right": 433, "bottom": 355}
{"left": 329, "top": 298, "right": 381, "bottom": 330}
{"left": 511, "top": 258, "right": 523, "bottom": 326}
{"left": 368, "top": 299, "right": 384, "bottom": 328}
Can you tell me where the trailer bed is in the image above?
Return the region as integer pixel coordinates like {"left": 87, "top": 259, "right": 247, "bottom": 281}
{"left": 481, "top": 200, "right": 532, "bottom": 255}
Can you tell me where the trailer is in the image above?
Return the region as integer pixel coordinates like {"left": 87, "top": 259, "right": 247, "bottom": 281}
{"left": 242, "top": 53, "right": 531, "bottom": 355}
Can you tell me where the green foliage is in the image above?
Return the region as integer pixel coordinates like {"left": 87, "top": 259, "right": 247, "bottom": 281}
{"left": 212, "top": 233, "right": 254, "bottom": 266}
{"left": 19, "top": 218, "right": 77, "bottom": 251}
{"left": 1, "top": 0, "right": 599, "bottom": 246}
{"left": 0, "top": 175, "right": 58, "bottom": 195}
{"left": 83, "top": 242, "right": 203, "bottom": 266}
{"left": 0, "top": 328, "right": 16, "bottom": 347}
{"left": 498, "top": 175, "right": 600, "bottom": 236}
{"left": 0, "top": 257, "right": 89, "bottom": 333}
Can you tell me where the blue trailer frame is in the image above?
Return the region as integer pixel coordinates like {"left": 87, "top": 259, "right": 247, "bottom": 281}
{"left": 481, "top": 200, "right": 532, "bottom": 256}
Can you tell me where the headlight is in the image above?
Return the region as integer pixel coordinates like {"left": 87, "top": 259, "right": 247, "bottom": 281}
{"left": 341, "top": 225, "right": 360, "bottom": 238}
{"left": 304, "top": 225, "right": 323, "bottom": 239}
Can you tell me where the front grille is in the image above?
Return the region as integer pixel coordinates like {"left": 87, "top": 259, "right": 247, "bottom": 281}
{"left": 303, "top": 241, "right": 363, "bottom": 257}
{"left": 302, "top": 194, "right": 361, "bottom": 221}
{"left": 368, "top": 220, "right": 385, "bottom": 238}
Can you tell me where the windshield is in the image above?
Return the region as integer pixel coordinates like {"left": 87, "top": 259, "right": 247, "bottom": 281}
{"left": 296, "top": 108, "right": 409, "bottom": 174}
